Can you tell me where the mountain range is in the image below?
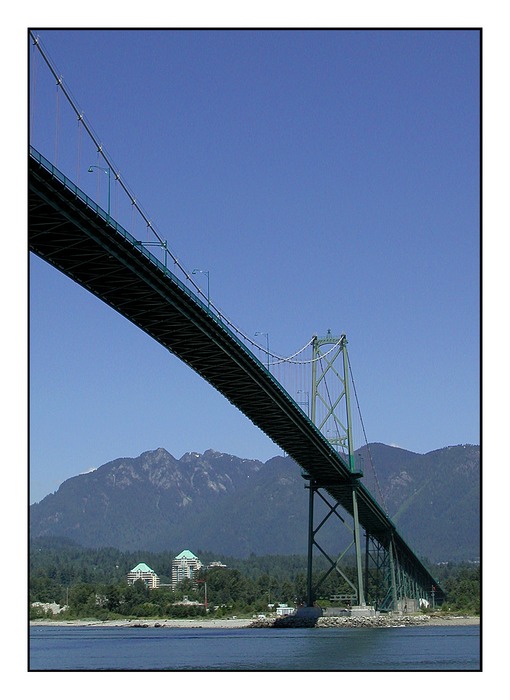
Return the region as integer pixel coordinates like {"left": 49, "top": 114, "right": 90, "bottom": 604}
{"left": 29, "top": 443, "right": 480, "bottom": 562}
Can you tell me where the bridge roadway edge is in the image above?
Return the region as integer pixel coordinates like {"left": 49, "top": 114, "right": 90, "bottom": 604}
{"left": 28, "top": 149, "right": 444, "bottom": 599}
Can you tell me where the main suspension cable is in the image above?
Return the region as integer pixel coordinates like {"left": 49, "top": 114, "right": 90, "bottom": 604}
{"left": 29, "top": 31, "right": 349, "bottom": 371}
{"left": 347, "top": 352, "right": 387, "bottom": 512}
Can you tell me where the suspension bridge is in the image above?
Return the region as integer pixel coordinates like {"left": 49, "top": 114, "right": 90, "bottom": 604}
{"left": 28, "top": 32, "right": 444, "bottom": 612}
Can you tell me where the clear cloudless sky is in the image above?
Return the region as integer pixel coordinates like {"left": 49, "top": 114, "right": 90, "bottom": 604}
{"left": 28, "top": 28, "right": 480, "bottom": 504}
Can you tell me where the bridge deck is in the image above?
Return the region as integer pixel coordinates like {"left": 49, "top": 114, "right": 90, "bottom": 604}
{"left": 29, "top": 148, "right": 444, "bottom": 599}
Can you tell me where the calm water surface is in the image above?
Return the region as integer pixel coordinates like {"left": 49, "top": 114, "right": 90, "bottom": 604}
{"left": 29, "top": 625, "right": 480, "bottom": 671}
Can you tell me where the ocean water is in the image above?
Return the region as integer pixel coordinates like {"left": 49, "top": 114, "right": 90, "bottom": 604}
{"left": 29, "top": 624, "right": 480, "bottom": 671}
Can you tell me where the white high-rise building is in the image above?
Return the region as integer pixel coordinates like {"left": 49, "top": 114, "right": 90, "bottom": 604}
{"left": 171, "top": 549, "right": 202, "bottom": 589}
{"left": 127, "top": 562, "right": 160, "bottom": 589}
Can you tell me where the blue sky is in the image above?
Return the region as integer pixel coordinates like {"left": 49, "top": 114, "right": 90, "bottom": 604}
{"left": 28, "top": 29, "right": 480, "bottom": 504}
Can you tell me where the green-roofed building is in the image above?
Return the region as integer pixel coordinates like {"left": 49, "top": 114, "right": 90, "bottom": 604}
{"left": 127, "top": 562, "right": 161, "bottom": 589}
{"left": 171, "top": 550, "right": 203, "bottom": 589}
{"left": 175, "top": 549, "right": 198, "bottom": 560}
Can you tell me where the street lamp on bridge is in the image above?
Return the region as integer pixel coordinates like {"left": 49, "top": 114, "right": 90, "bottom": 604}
{"left": 87, "top": 164, "right": 111, "bottom": 220}
{"left": 297, "top": 390, "right": 310, "bottom": 417}
{"left": 255, "top": 331, "right": 270, "bottom": 370}
{"left": 192, "top": 269, "right": 210, "bottom": 310}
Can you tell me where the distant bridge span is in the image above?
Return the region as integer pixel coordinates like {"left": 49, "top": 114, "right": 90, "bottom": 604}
{"left": 29, "top": 148, "right": 444, "bottom": 604}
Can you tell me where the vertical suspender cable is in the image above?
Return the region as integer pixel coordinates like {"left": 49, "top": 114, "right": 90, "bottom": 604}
{"left": 131, "top": 199, "right": 137, "bottom": 237}
{"left": 54, "top": 78, "right": 61, "bottom": 167}
{"left": 30, "top": 38, "right": 38, "bottom": 144}
{"left": 76, "top": 115, "right": 83, "bottom": 186}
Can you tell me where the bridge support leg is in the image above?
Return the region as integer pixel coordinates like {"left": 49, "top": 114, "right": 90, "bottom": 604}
{"left": 352, "top": 486, "right": 366, "bottom": 606}
{"left": 306, "top": 479, "right": 315, "bottom": 607}
{"left": 364, "top": 531, "right": 370, "bottom": 603}
{"left": 389, "top": 536, "right": 398, "bottom": 611}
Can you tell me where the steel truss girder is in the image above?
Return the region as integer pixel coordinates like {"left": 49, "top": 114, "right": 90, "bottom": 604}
{"left": 368, "top": 533, "right": 434, "bottom": 612}
{"left": 306, "top": 488, "right": 441, "bottom": 611}
{"left": 365, "top": 534, "right": 394, "bottom": 610}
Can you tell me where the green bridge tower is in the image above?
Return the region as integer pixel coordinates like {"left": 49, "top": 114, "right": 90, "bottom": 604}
{"left": 305, "top": 331, "right": 369, "bottom": 612}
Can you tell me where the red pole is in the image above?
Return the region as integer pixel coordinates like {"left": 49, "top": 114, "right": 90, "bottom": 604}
{"left": 197, "top": 580, "right": 208, "bottom": 611}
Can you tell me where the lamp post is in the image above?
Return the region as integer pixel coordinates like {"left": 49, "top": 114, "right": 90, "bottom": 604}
{"left": 255, "top": 332, "right": 270, "bottom": 370}
{"left": 297, "top": 390, "right": 310, "bottom": 417}
{"left": 192, "top": 269, "right": 210, "bottom": 310}
{"left": 88, "top": 164, "right": 111, "bottom": 220}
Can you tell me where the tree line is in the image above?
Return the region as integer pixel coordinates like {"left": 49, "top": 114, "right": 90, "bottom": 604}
{"left": 29, "top": 537, "right": 480, "bottom": 619}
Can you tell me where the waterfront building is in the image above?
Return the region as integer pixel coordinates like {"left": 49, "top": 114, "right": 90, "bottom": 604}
{"left": 127, "top": 562, "right": 160, "bottom": 589}
{"left": 276, "top": 604, "right": 295, "bottom": 616}
{"left": 171, "top": 549, "right": 203, "bottom": 589}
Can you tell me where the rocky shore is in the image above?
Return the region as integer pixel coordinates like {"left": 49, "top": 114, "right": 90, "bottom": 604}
{"left": 248, "top": 613, "right": 479, "bottom": 629}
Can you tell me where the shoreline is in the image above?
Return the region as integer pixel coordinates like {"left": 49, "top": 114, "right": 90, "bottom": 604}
{"left": 30, "top": 614, "right": 479, "bottom": 629}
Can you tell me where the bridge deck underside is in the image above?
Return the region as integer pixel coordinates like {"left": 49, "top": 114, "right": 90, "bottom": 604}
{"left": 28, "top": 152, "right": 444, "bottom": 599}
